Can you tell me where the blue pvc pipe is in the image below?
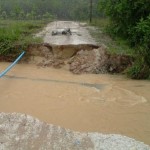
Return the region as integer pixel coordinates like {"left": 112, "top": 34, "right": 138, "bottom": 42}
{"left": 0, "top": 51, "right": 25, "bottom": 78}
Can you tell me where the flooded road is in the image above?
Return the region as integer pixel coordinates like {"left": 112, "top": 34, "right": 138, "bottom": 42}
{"left": 0, "top": 62, "right": 150, "bottom": 145}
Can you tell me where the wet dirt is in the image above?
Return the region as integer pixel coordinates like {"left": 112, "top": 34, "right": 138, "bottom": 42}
{"left": 32, "top": 21, "right": 133, "bottom": 73}
{"left": 26, "top": 45, "right": 132, "bottom": 74}
{"left": 0, "top": 62, "right": 150, "bottom": 145}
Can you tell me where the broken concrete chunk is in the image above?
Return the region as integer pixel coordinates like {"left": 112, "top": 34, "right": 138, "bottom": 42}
{"left": 0, "top": 113, "right": 149, "bottom": 150}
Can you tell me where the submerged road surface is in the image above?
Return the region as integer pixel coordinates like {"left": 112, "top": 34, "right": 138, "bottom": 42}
{"left": 0, "top": 62, "right": 150, "bottom": 145}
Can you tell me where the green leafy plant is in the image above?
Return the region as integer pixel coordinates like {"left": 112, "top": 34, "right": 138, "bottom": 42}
{"left": 99, "top": 0, "right": 150, "bottom": 79}
{"left": 127, "top": 61, "right": 150, "bottom": 79}
{"left": 0, "top": 20, "right": 47, "bottom": 58}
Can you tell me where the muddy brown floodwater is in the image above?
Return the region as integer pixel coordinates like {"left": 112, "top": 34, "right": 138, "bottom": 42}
{"left": 0, "top": 62, "right": 150, "bottom": 145}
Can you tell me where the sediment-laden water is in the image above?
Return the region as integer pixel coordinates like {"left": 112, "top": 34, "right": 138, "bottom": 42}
{"left": 0, "top": 62, "right": 150, "bottom": 145}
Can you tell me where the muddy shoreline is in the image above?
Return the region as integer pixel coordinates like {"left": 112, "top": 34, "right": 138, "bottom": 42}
{"left": 28, "top": 43, "right": 133, "bottom": 74}
{"left": 0, "top": 43, "right": 133, "bottom": 74}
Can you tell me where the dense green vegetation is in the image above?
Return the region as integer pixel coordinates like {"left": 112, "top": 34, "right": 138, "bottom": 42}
{"left": 89, "top": 18, "right": 133, "bottom": 56}
{"left": 0, "top": 20, "right": 49, "bottom": 58}
{"left": 0, "top": 0, "right": 100, "bottom": 20}
{"left": 99, "top": 0, "right": 150, "bottom": 79}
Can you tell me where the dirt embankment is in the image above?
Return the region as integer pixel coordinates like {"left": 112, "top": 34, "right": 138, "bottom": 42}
{"left": 23, "top": 43, "right": 133, "bottom": 74}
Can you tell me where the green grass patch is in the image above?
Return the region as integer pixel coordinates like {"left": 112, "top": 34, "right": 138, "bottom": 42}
{"left": 90, "top": 18, "right": 110, "bottom": 29}
{"left": 0, "top": 19, "right": 50, "bottom": 57}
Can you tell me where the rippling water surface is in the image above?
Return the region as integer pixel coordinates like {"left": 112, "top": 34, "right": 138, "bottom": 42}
{"left": 0, "top": 62, "right": 150, "bottom": 145}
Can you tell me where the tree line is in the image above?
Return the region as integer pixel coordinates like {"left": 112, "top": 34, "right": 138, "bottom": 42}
{"left": 0, "top": 0, "right": 100, "bottom": 20}
{"left": 99, "top": 0, "right": 150, "bottom": 79}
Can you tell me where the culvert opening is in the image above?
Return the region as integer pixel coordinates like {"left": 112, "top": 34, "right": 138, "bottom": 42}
{"left": 25, "top": 43, "right": 133, "bottom": 74}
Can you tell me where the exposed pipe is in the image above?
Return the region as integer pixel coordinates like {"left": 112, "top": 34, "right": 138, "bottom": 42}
{"left": 0, "top": 51, "right": 25, "bottom": 78}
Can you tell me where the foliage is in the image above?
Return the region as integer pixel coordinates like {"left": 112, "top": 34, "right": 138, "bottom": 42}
{"left": 129, "top": 15, "right": 150, "bottom": 65}
{"left": 0, "top": 20, "right": 47, "bottom": 57}
{"left": 127, "top": 60, "right": 150, "bottom": 79}
{"left": 89, "top": 18, "right": 133, "bottom": 56}
{"left": 99, "top": 0, "right": 150, "bottom": 79}
{"left": 0, "top": 0, "right": 100, "bottom": 21}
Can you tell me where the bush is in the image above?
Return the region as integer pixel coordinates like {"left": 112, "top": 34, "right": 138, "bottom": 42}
{"left": 0, "top": 24, "right": 20, "bottom": 56}
{"left": 99, "top": 0, "right": 150, "bottom": 79}
{"left": 0, "top": 20, "right": 46, "bottom": 58}
{"left": 127, "top": 61, "right": 150, "bottom": 79}
{"left": 129, "top": 15, "right": 150, "bottom": 64}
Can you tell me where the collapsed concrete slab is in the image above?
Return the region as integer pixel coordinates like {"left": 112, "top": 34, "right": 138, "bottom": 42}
{"left": 0, "top": 113, "right": 149, "bottom": 150}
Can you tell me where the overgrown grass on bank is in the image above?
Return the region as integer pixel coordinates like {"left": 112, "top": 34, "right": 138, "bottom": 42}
{"left": 0, "top": 19, "right": 50, "bottom": 58}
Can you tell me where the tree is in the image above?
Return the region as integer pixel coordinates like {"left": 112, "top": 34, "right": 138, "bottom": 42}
{"left": 14, "top": 5, "right": 21, "bottom": 19}
{"left": 1, "top": 11, "right": 7, "bottom": 19}
{"left": 99, "top": 0, "right": 150, "bottom": 79}
{"left": 0, "top": 0, "right": 100, "bottom": 20}
{"left": 19, "top": 10, "right": 25, "bottom": 20}
{"left": 10, "top": 11, "right": 16, "bottom": 19}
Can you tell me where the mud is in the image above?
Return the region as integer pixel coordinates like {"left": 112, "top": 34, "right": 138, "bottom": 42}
{"left": 68, "top": 47, "right": 133, "bottom": 74}
{"left": 27, "top": 21, "right": 133, "bottom": 73}
{"left": 25, "top": 44, "right": 132, "bottom": 74}
{"left": 0, "top": 62, "right": 150, "bottom": 145}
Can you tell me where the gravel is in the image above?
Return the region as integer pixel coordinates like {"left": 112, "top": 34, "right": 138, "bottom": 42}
{"left": 0, "top": 113, "right": 149, "bottom": 150}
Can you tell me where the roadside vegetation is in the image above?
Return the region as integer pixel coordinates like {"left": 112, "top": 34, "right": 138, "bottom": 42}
{"left": 0, "top": 0, "right": 99, "bottom": 21}
{"left": 96, "top": 0, "right": 150, "bottom": 79}
{"left": 0, "top": 20, "right": 51, "bottom": 59}
{"left": 89, "top": 18, "right": 133, "bottom": 56}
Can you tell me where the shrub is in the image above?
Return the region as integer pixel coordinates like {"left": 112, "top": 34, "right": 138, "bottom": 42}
{"left": 127, "top": 61, "right": 150, "bottom": 79}
{"left": 0, "top": 20, "right": 45, "bottom": 58}
{"left": 99, "top": 0, "right": 150, "bottom": 79}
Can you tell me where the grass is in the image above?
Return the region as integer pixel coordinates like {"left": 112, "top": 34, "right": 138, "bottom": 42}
{"left": 89, "top": 18, "right": 150, "bottom": 79}
{"left": 0, "top": 19, "right": 51, "bottom": 57}
{"left": 89, "top": 18, "right": 133, "bottom": 56}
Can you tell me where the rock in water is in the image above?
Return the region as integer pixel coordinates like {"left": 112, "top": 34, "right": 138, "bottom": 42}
{"left": 0, "top": 113, "right": 149, "bottom": 150}
{"left": 69, "top": 47, "right": 109, "bottom": 74}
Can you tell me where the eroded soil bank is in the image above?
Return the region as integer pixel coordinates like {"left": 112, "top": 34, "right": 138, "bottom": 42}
{"left": 0, "top": 63, "right": 150, "bottom": 145}
{"left": 24, "top": 43, "right": 132, "bottom": 74}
